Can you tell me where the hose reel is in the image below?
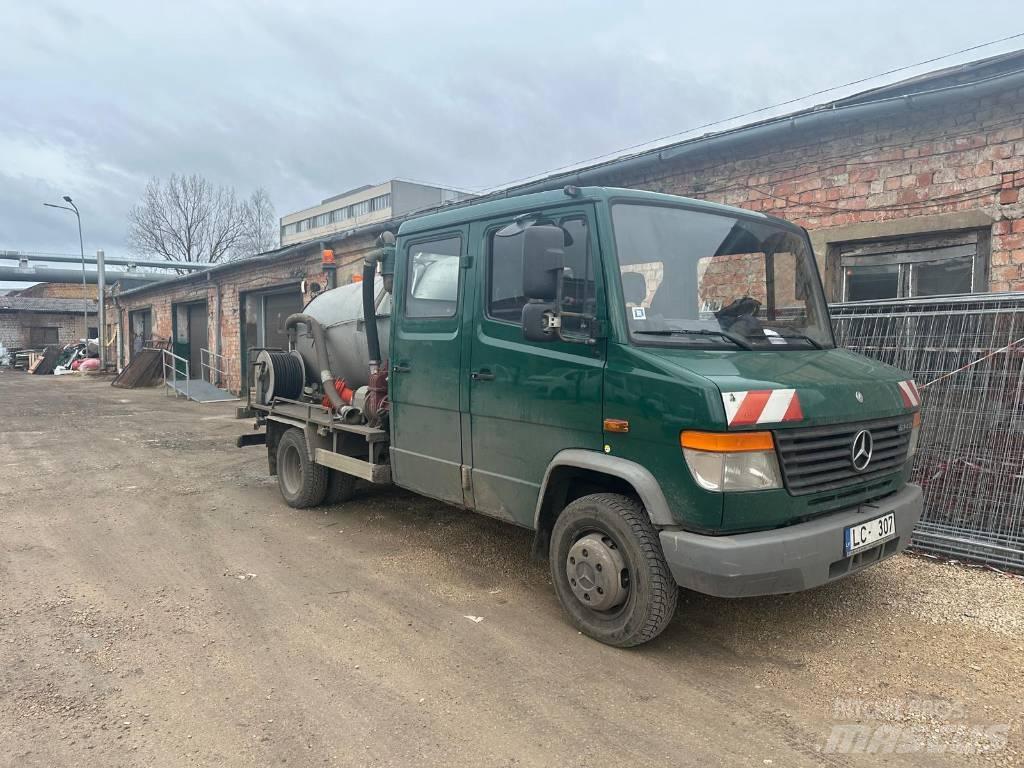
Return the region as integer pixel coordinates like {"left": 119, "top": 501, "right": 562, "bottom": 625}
{"left": 254, "top": 350, "right": 305, "bottom": 405}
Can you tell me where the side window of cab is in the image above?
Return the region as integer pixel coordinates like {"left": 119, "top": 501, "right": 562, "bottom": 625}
{"left": 404, "top": 235, "right": 462, "bottom": 319}
{"left": 486, "top": 214, "right": 597, "bottom": 335}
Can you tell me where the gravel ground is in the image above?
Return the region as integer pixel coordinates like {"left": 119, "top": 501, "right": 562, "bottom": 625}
{"left": 1, "top": 372, "right": 1021, "bottom": 767}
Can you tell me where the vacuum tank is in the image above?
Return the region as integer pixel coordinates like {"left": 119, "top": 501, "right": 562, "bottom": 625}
{"left": 294, "top": 277, "right": 392, "bottom": 389}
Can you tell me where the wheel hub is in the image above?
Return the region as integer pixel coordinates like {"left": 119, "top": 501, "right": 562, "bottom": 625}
{"left": 565, "top": 533, "right": 628, "bottom": 611}
{"left": 280, "top": 444, "right": 301, "bottom": 494}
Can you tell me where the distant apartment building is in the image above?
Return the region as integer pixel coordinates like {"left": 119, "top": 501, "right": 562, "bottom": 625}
{"left": 279, "top": 179, "right": 472, "bottom": 246}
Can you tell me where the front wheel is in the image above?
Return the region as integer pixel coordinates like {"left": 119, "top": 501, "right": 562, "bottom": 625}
{"left": 550, "top": 493, "right": 678, "bottom": 647}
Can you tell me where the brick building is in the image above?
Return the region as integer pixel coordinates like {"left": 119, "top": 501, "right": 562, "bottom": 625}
{"left": 113, "top": 235, "right": 378, "bottom": 393}
{"left": 114, "top": 50, "right": 1024, "bottom": 393}
{"left": 12, "top": 282, "right": 94, "bottom": 300}
{"left": 0, "top": 295, "right": 98, "bottom": 350}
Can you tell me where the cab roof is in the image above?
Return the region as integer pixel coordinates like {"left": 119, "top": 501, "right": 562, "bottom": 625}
{"left": 397, "top": 186, "right": 792, "bottom": 238}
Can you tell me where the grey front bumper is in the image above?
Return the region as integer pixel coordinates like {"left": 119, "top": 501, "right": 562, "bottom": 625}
{"left": 659, "top": 484, "right": 923, "bottom": 598}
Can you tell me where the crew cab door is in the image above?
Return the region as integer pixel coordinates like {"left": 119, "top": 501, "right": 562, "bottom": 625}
{"left": 389, "top": 229, "right": 470, "bottom": 505}
{"left": 466, "top": 206, "right": 606, "bottom": 526}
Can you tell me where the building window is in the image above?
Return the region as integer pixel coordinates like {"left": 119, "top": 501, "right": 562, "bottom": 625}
{"left": 332, "top": 207, "right": 348, "bottom": 223}
{"left": 405, "top": 236, "right": 462, "bottom": 318}
{"left": 349, "top": 200, "right": 370, "bottom": 218}
{"left": 30, "top": 326, "right": 59, "bottom": 346}
{"left": 370, "top": 193, "right": 391, "bottom": 212}
{"left": 830, "top": 230, "right": 990, "bottom": 301}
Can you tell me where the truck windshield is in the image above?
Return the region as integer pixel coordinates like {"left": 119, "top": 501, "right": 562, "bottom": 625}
{"left": 611, "top": 202, "right": 834, "bottom": 350}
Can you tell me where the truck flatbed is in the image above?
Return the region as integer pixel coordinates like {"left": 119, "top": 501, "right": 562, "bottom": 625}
{"left": 252, "top": 397, "right": 388, "bottom": 443}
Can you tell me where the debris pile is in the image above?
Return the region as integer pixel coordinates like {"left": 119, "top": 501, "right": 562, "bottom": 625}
{"left": 0, "top": 339, "right": 105, "bottom": 376}
{"left": 27, "top": 346, "right": 61, "bottom": 375}
{"left": 52, "top": 339, "right": 101, "bottom": 375}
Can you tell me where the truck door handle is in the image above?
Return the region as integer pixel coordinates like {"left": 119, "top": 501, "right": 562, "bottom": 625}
{"left": 470, "top": 369, "right": 495, "bottom": 381}
{"left": 392, "top": 363, "right": 411, "bottom": 374}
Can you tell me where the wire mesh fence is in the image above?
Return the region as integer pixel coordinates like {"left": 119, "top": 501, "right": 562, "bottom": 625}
{"left": 831, "top": 294, "right": 1024, "bottom": 570}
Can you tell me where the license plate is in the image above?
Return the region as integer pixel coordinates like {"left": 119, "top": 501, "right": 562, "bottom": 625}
{"left": 844, "top": 512, "right": 897, "bottom": 556}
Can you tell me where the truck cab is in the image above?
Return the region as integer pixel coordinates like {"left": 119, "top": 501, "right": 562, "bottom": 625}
{"left": 249, "top": 185, "right": 924, "bottom": 647}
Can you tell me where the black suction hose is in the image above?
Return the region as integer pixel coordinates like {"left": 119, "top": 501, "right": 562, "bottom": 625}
{"left": 362, "top": 261, "right": 381, "bottom": 373}
{"left": 284, "top": 313, "right": 344, "bottom": 411}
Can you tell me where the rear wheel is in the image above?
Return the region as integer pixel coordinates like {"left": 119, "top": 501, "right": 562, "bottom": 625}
{"left": 549, "top": 493, "right": 678, "bottom": 647}
{"left": 276, "top": 428, "right": 328, "bottom": 508}
{"left": 324, "top": 470, "right": 357, "bottom": 505}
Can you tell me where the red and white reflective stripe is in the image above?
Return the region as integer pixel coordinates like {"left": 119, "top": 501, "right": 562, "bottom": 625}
{"left": 721, "top": 389, "right": 803, "bottom": 427}
{"left": 897, "top": 379, "right": 921, "bottom": 408}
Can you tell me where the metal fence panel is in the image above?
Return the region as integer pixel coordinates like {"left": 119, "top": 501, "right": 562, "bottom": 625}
{"left": 830, "top": 294, "right": 1024, "bottom": 570}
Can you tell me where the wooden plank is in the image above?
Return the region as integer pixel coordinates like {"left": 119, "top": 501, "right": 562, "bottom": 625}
{"left": 840, "top": 244, "right": 976, "bottom": 268}
{"left": 839, "top": 231, "right": 978, "bottom": 258}
{"left": 315, "top": 448, "right": 392, "bottom": 484}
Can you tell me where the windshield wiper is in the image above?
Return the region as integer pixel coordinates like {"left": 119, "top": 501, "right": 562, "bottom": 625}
{"left": 634, "top": 328, "right": 754, "bottom": 350}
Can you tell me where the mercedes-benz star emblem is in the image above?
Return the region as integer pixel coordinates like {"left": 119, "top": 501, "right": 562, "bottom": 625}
{"left": 855, "top": 391, "right": 864, "bottom": 403}
{"left": 851, "top": 430, "right": 873, "bottom": 471}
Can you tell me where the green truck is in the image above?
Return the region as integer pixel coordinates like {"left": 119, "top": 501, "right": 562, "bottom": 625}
{"left": 240, "top": 186, "right": 924, "bottom": 647}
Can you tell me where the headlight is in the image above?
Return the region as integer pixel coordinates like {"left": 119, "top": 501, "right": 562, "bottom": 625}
{"left": 908, "top": 411, "right": 922, "bottom": 459}
{"left": 681, "top": 431, "right": 783, "bottom": 492}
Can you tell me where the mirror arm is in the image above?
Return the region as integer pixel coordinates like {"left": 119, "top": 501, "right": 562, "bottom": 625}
{"left": 549, "top": 270, "right": 598, "bottom": 346}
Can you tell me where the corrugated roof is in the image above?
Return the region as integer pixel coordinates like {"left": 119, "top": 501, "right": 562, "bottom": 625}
{"left": 0, "top": 296, "right": 98, "bottom": 313}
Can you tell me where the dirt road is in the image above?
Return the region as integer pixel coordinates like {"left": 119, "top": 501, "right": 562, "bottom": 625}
{"left": 1, "top": 373, "right": 1021, "bottom": 767}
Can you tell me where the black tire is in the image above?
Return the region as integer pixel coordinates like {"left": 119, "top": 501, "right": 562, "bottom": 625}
{"left": 549, "top": 493, "right": 678, "bottom": 647}
{"left": 276, "top": 428, "right": 329, "bottom": 509}
{"left": 324, "top": 470, "right": 357, "bottom": 505}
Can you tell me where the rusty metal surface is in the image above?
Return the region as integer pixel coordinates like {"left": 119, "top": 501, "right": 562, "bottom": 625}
{"left": 111, "top": 347, "right": 165, "bottom": 388}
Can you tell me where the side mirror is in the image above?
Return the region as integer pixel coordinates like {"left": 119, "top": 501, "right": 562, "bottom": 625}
{"left": 522, "top": 225, "right": 566, "bottom": 301}
{"left": 521, "top": 301, "right": 560, "bottom": 342}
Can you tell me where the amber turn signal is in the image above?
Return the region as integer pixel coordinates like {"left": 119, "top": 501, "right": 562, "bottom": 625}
{"left": 603, "top": 418, "right": 630, "bottom": 433}
{"left": 680, "top": 430, "right": 774, "bottom": 453}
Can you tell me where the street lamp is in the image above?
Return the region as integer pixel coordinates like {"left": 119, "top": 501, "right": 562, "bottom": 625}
{"left": 44, "top": 196, "right": 90, "bottom": 354}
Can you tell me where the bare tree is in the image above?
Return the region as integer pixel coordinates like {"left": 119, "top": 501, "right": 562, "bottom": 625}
{"left": 127, "top": 174, "right": 277, "bottom": 266}
{"left": 238, "top": 187, "right": 278, "bottom": 257}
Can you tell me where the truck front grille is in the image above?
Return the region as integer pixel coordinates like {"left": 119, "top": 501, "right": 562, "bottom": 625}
{"left": 774, "top": 416, "right": 912, "bottom": 496}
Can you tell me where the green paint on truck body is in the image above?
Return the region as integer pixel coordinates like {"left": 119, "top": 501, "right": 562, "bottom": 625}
{"left": 389, "top": 187, "right": 918, "bottom": 535}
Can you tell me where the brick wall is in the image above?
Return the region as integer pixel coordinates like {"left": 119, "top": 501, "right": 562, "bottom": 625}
{"left": 0, "top": 311, "right": 93, "bottom": 349}
{"left": 602, "top": 86, "right": 1024, "bottom": 293}
{"left": 115, "top": 236, "right": 377, "bottom": 393}
{"left": 14, "top": 283, "right": 94, "bottom": 299}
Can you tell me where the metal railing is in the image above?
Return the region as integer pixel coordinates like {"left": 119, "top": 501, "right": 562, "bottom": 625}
{"left": 831, "top": 293, "right": 1024, "bottom": 570}
{"left": 200, "top": 348, "right": 230, "bottom": 388}
{"left": 162, "top": 348, "right": 191, "bottom": 400}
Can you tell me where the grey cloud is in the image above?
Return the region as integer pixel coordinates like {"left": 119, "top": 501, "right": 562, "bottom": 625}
{"left": 2, "top": 0, "right": 1022, "bottom": 287}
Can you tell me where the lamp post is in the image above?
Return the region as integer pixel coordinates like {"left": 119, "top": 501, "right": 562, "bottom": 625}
{"left": 44, "top": 196, "right": 90, "bottom": 354}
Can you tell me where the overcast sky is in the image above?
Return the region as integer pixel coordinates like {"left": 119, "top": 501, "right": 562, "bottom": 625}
{"left": 2, "top": 0, "right": 1023, "bottom": 286}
